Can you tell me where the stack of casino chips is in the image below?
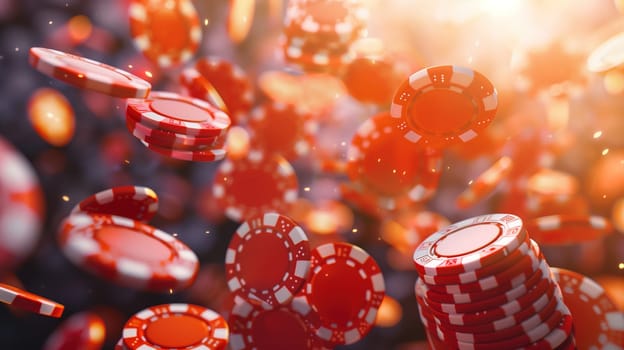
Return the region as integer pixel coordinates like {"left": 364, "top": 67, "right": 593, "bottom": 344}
{"left": 125, "top": 91, "right": 231, "bottom": 162}
{"left": 282, "top": 0, "right": 368, "bottom": 72}
{"left": 413, "top": 214, "right": 577, "bottom": 350}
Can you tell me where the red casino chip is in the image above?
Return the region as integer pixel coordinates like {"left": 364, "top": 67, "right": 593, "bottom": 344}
{"left": 413, "top": 213, "right": 526, "bottom": 276}
{"left": 0, "top": 283, "right": 64, "bottom": 318}
{"left": 456, "top": 156, "right": 513, "bottom": 209}
{"left": 115, "top": 338, "right": 125, "bottom": 350}
{"left": 390, "top": 65, "right": 498, "bottom": 148}
{"left": 126, "top": 114, "right": 223, "bottom": 149}
{"left": 421, "top": 238, "right": 532, "bottom": 286}
{"left": 43, "top": 311, "right": 106, "bottom": 350}
{"left": 194, "top": 57, "right": 254, "bottom": 125}
{"left": 71, "top": 186, "right": 159, "bottom": 222}
{"left": 525, "top": 214, "right": 614, "bottom": 245}
{"left": 126, "top": 91, "right": 231, "bottom": 138}
{"left": 139, "top": 139, "right": 227, "bottom": 162}
{"left": 247, "top": 101, "right": 318, "bottom": 160}
{"left": 228, "top": 295, "right": 328, "bottom": 350}
{"left": 0, "top": 137, "right": 45, "bottom": 271}
{"left": 58, "top": 213, "right": 199, "bottom": 292}
{"left": 128, "top": 0, "right": 201, "bottom": 67}
{"left": 303, "top": 242, "right": 385, "bottom": 346}
{"left": 283, "top": 0, "right": 368, "bottom": 44}
{"left": 179, "top": 68, "right": 229, "bottom": 113}
{"left": 122, "top": 303, "right": 229, "bottom": 350}
{"left": 28, "top": 47, "right": 151, "bottom": 98}
{"left": 347, "top": 112, "right": 443, "bottom": 200}
{"left": 342, "top": 56, "right": 402, "bottom": 105}
{"left": 212, "top": 153, "right": 299, "bottom": 222}
{"left": 551, "top": 267, "right": 624, "bottom": 349}
{"left": 282, "top": 37, "right": 355, "bottom": 73}
{"left": 225, "top": 213, "right": 310, "bottom": 306}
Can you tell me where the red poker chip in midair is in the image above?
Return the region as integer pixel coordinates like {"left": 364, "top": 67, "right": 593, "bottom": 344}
{"left": 0, "top": 283, "right": 64, "bottom": 318}
{"left": 71, "top": 186, "right": 159, "bottom": 222}
{"left": 390, "top": 65, "right": 498, "bottom": 148}
{"left": 303, "top": 242, "right": 385, "bottom": 346}
{"left": 122, "top": 303, "right": 229, "bottom": 350}
{"left": 58, "top": 213, "right": 199, "bottom": 292}
{"left": 43, "top": 311, "right": 106, "bottom": 350}
{"left": 247, "top": 101, "right": 318, "bottom": 161}
{"left": 225, "top": 213, "right": 311, "bottom": 306}
{"left": 212, "top": 152, "right": 299, "bottom": 222}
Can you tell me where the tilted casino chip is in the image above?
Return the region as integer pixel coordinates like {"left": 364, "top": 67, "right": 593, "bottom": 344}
{"left": 29, "top": 47, "right": 151, "bottom": 98}
{"left": 225, "top": 213, "right": 311, "bottom": 306}
{"left": 71, "top": 185, "right": 159, "bottom": 222}
{"left": 0, "top": 283, "right": 64, "bottom": 318}
{"left": 122, "top": 303, "right": 229, "bottom": 350}
{"left": 390, "top": 65, "right": 498, "bottom": 148}
{"left": 126, "top": 91, "right": 231, "bottom": 138}
{"left": 58, "top": 213, "right": 198, "bottom": 292}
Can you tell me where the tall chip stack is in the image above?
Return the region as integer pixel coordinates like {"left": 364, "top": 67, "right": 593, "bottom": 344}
{"left": 413, "top": 213, "right": 577, "bottom": 349}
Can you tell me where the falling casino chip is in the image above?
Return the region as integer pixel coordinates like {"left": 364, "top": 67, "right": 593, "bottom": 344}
{"left": 225, "top": 213, "right": 311, "bottom": 306}
{"left": 390, "top": 65, "right": 498, "bottom": 148}
{"left": 0, "top": 283, "right": 64, "bottom": 318}
{"left": 122, "top": 303, "right": 229, "bottom": 350}
{"left": 29, "top": 47, "right": 151, "bottom": 98}
{"left": 71, "top": 185, "right": 159, "bottom": 222}
{"left": 58, "top": 213, "right": 199, "bottom": 292}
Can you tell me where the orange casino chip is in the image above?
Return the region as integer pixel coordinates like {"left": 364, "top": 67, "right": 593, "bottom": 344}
{"left": 390, "top": 65, "right": 498, "bottom": 148}
{"left": 456, "top": 156, "right": 513, "bottom": 209}
{"left": 347, "top": 112, "right": 443, "bottom": 200}
{"left": 128, "top": 0, "right": 201, "bottom": 68}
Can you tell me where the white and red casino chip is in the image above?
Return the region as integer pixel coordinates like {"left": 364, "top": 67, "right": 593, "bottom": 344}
{"left": 194, "top": 57, "right": 254, "bottom": 125}
{"left": 455, "top": 156, "right": 513, "bottom": 209}
{"left": 179, "top": 68, "right": 229, "bottom": 114}
{"left": 227, "top": 295, "right": 329, "bottom": 350}
{"left": 71, "top": 186, "right": 159, "bottom": 223}
{"left": 28, "top": 47, "right": 151, "bottom": 98}
{"left": 302, "top": 242, "right": 385, "bottom": 346}
{"left": 0, "top": 283, "right": 64, "bottom": 318}
{"left": 122, "top": 303, "right": 229, "bottom": 350}
{"left": 225, "top": 213, "right": 311, "bottom": 306}
{"left": 0, "top": 136, "right": 45, "bottom": 271}
{"left": 126, "top": 115, "right": 223, "bottom": 149}
{"left": 43, "top": 311, "right": 106, "bottom": 350}
{"left": 212, "top": 152, "right": 299, "bottom": 222}
{"left": 551, "top": 267, "right": 624, "bottom": 349}
{"left": 247, "top": 101, "right": 318, "bottom": 161}
{"left": 525, "top": 214, "right": 614, "bottom": 245}
{"left": 128, "top": 0, "right": 201, "bottom": 68}
{"left": 390, "top": 65, "right": 498, "bottom": 148}
{"left": 127, "top": 91, "right": 231, "bottom": 138}
{"left": 412, "top": 213, "right": 527, "bottom": 276}
{"left": 58, "top": 213, "right": 198, "bottom": 292}
{"left": 347, "top": 112, "right": 443, "bottom": 202}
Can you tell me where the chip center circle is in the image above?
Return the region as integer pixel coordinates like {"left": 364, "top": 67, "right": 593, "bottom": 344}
{"left": 251, "top": 309, "right": 308, "bottom": 350}
{"left": 238, "top": 233, "right": 290, "bottom": 290}
{"left": 150, "top": 99, "right": 211, "bottom": 122}
{"left": 310, "top": 261, "right": 368, "bottom": 326}
{"left": 434, "top": 223, "right": 501, "bottom": 257}
{"left": 97, "top": 226, "right": 171, "bottom": 263}
{"left": 408, "top": 89, "right": 474, "bottom": 135}
{"left": 145, "top": 314, "right": 208, "bottom": 347}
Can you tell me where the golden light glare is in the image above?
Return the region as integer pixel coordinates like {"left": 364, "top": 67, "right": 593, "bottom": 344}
{"left": 67, "top": 15, "right": 92, "bottom": 44}
{"left": 375, "top": 295, "right": 402, "bottom": 328}
{"left": 27, "top": 88, "right": 75, "bottom": 147}
{"left": 603, "top": 70, "right": 624, "bottom": 95}
{"left": 225, "top": 126, "right": 250, "bottom": 160}
{"left": 613, "top": 197, "right": 624, "bottom": 233}
{"left": 227, "top": 0, "right": 255, "bottom": 43}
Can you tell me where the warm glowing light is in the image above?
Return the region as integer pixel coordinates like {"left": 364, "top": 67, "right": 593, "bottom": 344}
{"left": 61, "top": 195, "right": 69, "bottom": 202}
{"left": 67, "top": 15, "right": 92, "bottom": 44}
{"left": 602, "top": 148, "right": 610, "bottom": 156}
{"left": 612, "top": 197, "right": 624, "bottom": 233}
{"left": 603, "top": 69, "right": 624, "bottom": 95}
{"left": 375, "top": 295, "right": 402, "bottom": 328}
{"left": 527, "top": 168, "right": 579, "bottom": 197}
{"left": 304, "top": 200, "right": 354, "bottom": 235}
{"left": 619, "top": 263, "right": 624, "bottom": 270}
{"left": 27, "top": 88, "right": 75, "bottom": 146}
{"left": 145, "top": 71, "right": 153, "bottom": 78}
{"left": 227, "top": 0, "right": 255, "bottom": 43}
{"left": 225, "top": 126, "right": 250, "bottom": 159}
{"left": 593, "top": 131, "right": 603, "bottom": 139}
{"left": 89, "top": 320, "right": 106, "bottom": 344}
{"left": 204, "top": 18, "right": 209, "bottom": 26}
